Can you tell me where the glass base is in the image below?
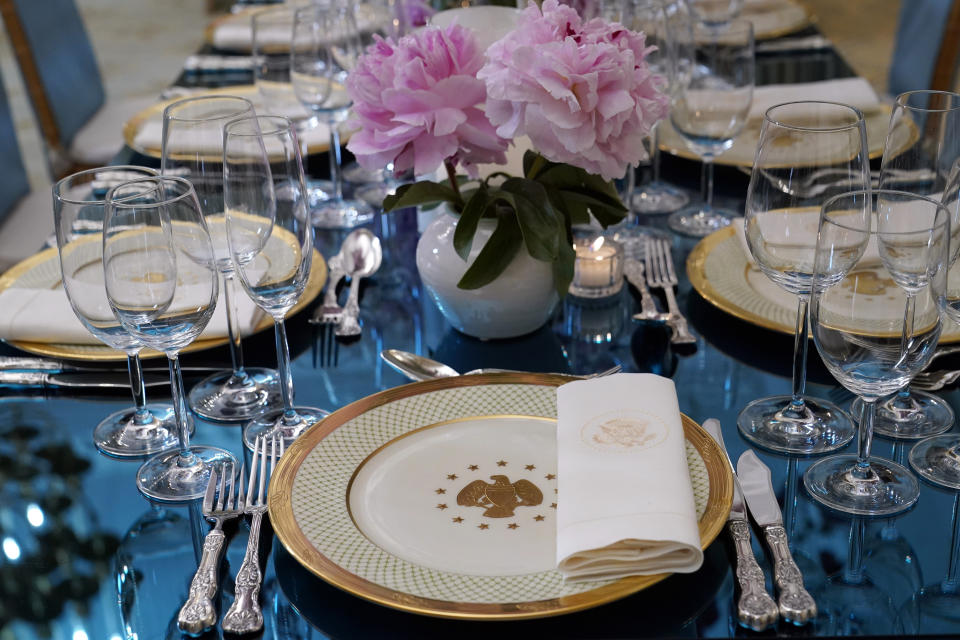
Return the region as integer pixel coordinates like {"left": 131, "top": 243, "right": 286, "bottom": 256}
{"left": 355, "top": 182, "right": 400, "bottom": 209}
{"left": 342, "top": 162, "right": 385, "bottom": 184}
{"left": 242, "top": 406, "right": 329, "bottom": 451}
{"left": 909, "top": 435, "right": 960, "bottom": 489}
{"left": 804, "top": 454, "right": 920, "bottom": 516}
{"left": 188, "top": 368, "right": 282, "bottom": 422}
{"left": 136, "top": 446, "right": 237, "bottom": 502}
{"left": 630, "top": 181, "right": 690, "bottom": 214}
{"left": 94, "top": 403, "right": 188, "bottom": 459}
{"left": 738, "top": 395, "right": 856, "bottom": 454}
{"left": 306, "top": 179, "right": 333, "bottom": 204}
{"left": 667, "top": 206, "right": 733, "bottom": 237}
{"left": 310, "top": 198, "right": 375, "bottom": 229}
{"left": 851, "top": 391, "right": 954, "bottom": 440}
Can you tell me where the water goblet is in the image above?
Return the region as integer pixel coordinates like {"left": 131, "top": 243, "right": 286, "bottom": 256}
{"left": 104, "top": 176, "right": 237, "bottom": 502}
{"left": 738, "top": 101, "right": 870, "bottom": 454}
{"left": 667, "top": 18, "right": 754, "bottom": 236}
{"left": 804, "top": 189, "right": 950, "bottom": 516}
{"left": 161, "top": 95, "right": 283, "bottom": 422}
{"left": 53, "top": 166, "right": 181, "bottom": 458}
{"left": 851, "top": 90, "right": 960, "bottom": 440}
{"left": 291, "top": 3, "right": 375, "bottom": 228}
{"left": 223, "top": 115, "right": 330, "bottom": 451}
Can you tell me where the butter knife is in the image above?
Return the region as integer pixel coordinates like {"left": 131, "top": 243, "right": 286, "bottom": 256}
{"left": 738, "top": 450, "right": 817, "bottom": 625}
{"left": 0, "top": 356, "right": 219, "bottom": 374}
{"left": 701, "top": 419, "right": 778, "bottom": 631}
{"left": 0, "top": 371, "right": 169, "bottom": 389}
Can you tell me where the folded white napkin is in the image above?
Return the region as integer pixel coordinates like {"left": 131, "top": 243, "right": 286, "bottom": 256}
{"left": 748, "top": 78, "right": 880, "bottom": 121}
{"left": 0, "top": 286, "right": 262, "bottom": 345}
{"left": 556, "top": 373, "right": 702, "bottom": 582}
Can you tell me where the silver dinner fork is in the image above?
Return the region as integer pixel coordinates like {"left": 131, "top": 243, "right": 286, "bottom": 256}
{"left": 310, "top": 254, "right": 345, "bottom": 367}
{"left": 644, "top": 238, "right": 696, "bottom": 345}
{"left": 221, "top": 435, "right": 284, "bottom": 634}
{"left": 178, "top": 463, "right": 245, "bottom": 635}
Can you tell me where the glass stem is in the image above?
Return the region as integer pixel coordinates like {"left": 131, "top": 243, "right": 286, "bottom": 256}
{"left": 844, "top": 517, "right": 865, "bottom": 584}
{"left": 790, "top": 295, "right": 810, "bottom": 409}
{"left": 894, "top": 294, "right": 917, "bottom": 403}
{"left": 854, "top": 398, "right": 877, "bottom": 478}
{"left": 701, "top": 155, "right": 715, "bottom": 211}
{"left": 783, "top": 456, "right": 799, "bottom": 541}
{"left": 274, "top": 318, "right": 298, "bottom": 425}
{"left": 222, "top": 270, "right": 245, "bottom": 376}
{"left": 167, "top": 353, "right": 196, "bottom": 465}
{"left": 945, "top": 492, "right": 960, "bottom": 591}
{"left": 127, "top": 352, "right": 153, "bottom": 425}
{"left": 329, "top": 124, "right": 344, "bottom": 200}
{"left": 651, "top": 122, "right": 662, "bottom": 183}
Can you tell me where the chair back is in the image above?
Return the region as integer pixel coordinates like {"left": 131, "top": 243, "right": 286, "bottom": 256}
{"left": 0, "top": 63, "right": 30, "bottom": 223}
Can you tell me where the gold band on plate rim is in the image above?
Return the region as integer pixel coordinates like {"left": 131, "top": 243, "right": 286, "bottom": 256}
{"left": 0, "top": 245, "right": 327, "bottom": 361}
{"left": 267, "top": 372, "right": 734, "bottom": 620}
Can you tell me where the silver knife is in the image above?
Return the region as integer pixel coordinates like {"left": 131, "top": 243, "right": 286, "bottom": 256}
{"left": 738, "top": 450, "right": 817, "bottom": 625}
{"left": 702, "top": 419, "right": 778, "bottom": 631}
{"left": 0, "top": 356, "right": 219, "bottom": 374}
{"left": 0, "top": 370, "right": 169, "bottom": 389}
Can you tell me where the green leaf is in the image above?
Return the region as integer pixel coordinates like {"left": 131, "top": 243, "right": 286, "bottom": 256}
{"left": 500, "top": 179, "right": 560, "bottom": 261}
{"left": 546, "top": 189, "right": 590, "bottom": 227}
{"left": 383, "top": 181, "right": 460, "bottom": 212}
{"left": 452, "top": 187, "right": 489, "bottom": 261}
{"left": 560, "top": 188, "right": 627, "bottom": 227}
{"left": 552, "top": 226, "right": 576, "bottom": 298}
{"left": 457, "top": 214, "right": 524, "bottom": 290}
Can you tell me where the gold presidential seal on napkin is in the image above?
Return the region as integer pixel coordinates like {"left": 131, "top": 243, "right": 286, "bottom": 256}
{"left": 581, "top": 411, "right": 668, "bottom": 452}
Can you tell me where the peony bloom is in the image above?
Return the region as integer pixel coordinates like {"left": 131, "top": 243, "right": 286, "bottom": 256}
{"left": 478, "top": 0, "right": 670, "bottom": 181}
{"left": 346, "top": 24, "right": 509, "bottom": 179}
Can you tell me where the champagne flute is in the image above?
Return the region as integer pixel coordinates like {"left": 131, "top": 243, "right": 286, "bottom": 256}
{"left": 54, "top": 166, "right": 181, "bottom": 458}
{"left": 805, "top": 189, "right": 949, "bottom": 515}
{"left": 161, "top": 95, "right": 282, "bottom": 422}
{"left": 104, "top": 176, "right": 237, "bottom": 501}
{"left": 291, "top": 3, "right": 374, "bottom": 228}
{"left": 851, "top": 90, "right": 960, "bottom": 439}
{"left": 223, "top": 115, "right": 329, "bottom": 450}
{"left": 738, "top": 101, "right": 868, "bottom": 454}
{"left": 667, "top": 19, "right": 754, "bottom": 237}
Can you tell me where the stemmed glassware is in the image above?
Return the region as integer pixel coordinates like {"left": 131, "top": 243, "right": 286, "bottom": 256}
{"left": 850, "top": 90, "right": 960, "bottom": 440}
{"left": 161, "top": 95, "right": 282, "bottom": 422}
{"left": 291, "top": 3, "right": 374, "bottom": 228}
{"left": 103, "top": 176, "right": 236, "bottom": 501}
{"left": 738, "top": 101, "right": 868, "bottom": 454}
{"left": 667, "top": 18, "right": 754, "bottom": 237}
{"left": 223, "top": 115, "right": 329, "bottom": 450}
{"left": 805, "top": 189, "right": 950, "bottom": 515}
{"left": 53, "top": 166, "right": 180, "bottom": 458}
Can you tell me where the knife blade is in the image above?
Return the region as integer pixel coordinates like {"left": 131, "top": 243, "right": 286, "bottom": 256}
{"left": 0, "top": 356, "right": 220, "bottom": 375}
{"left": 0, "top": 370, "right": 169, "bottom": 389}
{"left": 738, "top": 450, "right": 817, "bottom": 625}
{"left": 701, "top": 419, "right": 778, "bottom": 631}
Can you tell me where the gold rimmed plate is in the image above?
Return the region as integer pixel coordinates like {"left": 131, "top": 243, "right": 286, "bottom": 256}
{"left": 268, "top": 373, "right": 733, "bottom": 620}
{"left": 0, "top": 246, "right": 326, "bottom": 361}
{"left": 738, "top": 0, "right": 811, "bottom": 41}
{"left": 686, "top": 225, "right": 960, "bottom": 342}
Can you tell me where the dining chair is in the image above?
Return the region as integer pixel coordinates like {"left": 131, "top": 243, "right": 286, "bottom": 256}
{"left": 888, "top": 0, "right": 960, "bottom": 96}
{"left": 0, "top": 0, "right": 155, "bottom": 177}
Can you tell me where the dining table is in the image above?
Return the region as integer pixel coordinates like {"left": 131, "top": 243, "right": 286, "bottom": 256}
{"left": 3, "top": 6, "right": 960, "bottom": 639}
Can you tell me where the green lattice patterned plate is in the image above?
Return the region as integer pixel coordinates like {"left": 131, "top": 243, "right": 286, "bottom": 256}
{"left": 269, "top": 373, "right": 733, "bottom": 620}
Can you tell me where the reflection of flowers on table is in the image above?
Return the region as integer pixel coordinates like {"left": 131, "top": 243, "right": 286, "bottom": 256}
{"left": 435, "top": 461, "right": 557, "bottom": 530}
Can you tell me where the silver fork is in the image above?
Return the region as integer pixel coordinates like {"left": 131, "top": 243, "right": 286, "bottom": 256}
{"left": 644, "top": 238, "right": 696, "bottom": 344}
{"left": 310, "top": 255, "right": 345, "bottom": 367}
{"left": 624, "top": 259, "right": 667, "bottom": 323}
{"left": 178, "top": 463, "right": 245, "bottom": 635}
{"left": 222, "top": 435, "right": 284, "bottom": 634}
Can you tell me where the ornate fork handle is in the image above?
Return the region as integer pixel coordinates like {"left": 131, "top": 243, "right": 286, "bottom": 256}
{"left": 222, "top": 508, "right": 267, "bottom": 634}
{"left": 661, "top": 286, "right": 696, "bottom": 344}
{"left": 624, "top": 261, "right": 666, "bottom": 322}
{"left": 763, "top": 524, "right": 817, "bottom": 624}
{"left": 178, "top": 528, "right": 226, "bottom": 635}
{"left": 728, "top": 520, "right": 778, "bottom": 631}
{"left": 335, "top": 275, "right": 362, "bottom": 337}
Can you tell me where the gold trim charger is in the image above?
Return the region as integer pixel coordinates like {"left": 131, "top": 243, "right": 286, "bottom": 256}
{"left": 686, "top": 225, "right": 960, "bottom": 342}
{"left": 268, "top": 373, "right": 733, "bottom": 620}
{"left": 0, "top": 247, "right": 326, "bottom": 361}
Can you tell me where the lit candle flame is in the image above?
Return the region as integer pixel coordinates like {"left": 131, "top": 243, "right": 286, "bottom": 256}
{"left": 590, "top": 236, "right": 605, "bottom": 252}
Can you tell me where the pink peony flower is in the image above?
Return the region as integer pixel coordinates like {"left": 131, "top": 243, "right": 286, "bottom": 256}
{"left": 478, "top": 0, "right": 670, "bottom": 181}
{"left": 346, "top": 24, "right": 509, "bottom": 179}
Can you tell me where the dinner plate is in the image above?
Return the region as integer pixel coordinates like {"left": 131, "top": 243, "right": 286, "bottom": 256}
{"left": 268, "top": 373, "right": 733, "bottom": 620}
{"left": 737, "top": 0, "right": 811, "bottom": 40}
{"left": 659, "top": 104, "right": 915, "bottom": 167}
{"left": 686, "top": 225, "right": 960, "bottom": 342}
{"left": 0, "top": 246, "right": 327, "bottom": 361}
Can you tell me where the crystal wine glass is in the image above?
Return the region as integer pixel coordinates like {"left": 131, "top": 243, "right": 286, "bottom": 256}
{"left": 223, "top": 115, "right": 329, "bottom": 451}
{"left": 291, "top": 3, "right": 374, "bottom": 228}
{"left": 104, "top": 176, "right": 237, "bottom": 501}
{"left": 851, "top": 90, "right": 960, "bottom": 440}
{"left": 161, "top": 95, "right": 282, "bottom": 422}
{"left": 53, "top": 166, "right": 181, "bottom": 458}
{"left": 805, "top": 189, "right": 950, "bottom": 515}
{"left": 738, "top": 101, "right": 869, "bottom": 454}
{"left": 667, "top": 18, "right": 754, "bottom": 237}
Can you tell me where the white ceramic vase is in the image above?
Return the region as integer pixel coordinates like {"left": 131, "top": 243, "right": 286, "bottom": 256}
{"left": 416, "top": 209, "right": 558, "bottom": 340}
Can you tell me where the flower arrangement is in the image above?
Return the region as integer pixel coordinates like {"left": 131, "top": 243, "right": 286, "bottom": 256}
{"left": 346, "top": 0, "right": 669, "bottom": 296}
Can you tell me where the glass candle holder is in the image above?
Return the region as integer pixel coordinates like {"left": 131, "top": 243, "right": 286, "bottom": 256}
{"left": 569, "top": 236, "right": 624, "bottom": 299}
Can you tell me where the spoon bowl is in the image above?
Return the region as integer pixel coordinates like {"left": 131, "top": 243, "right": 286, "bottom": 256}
{"left": 381, "top": 349, "right": 460, "bottom": 381}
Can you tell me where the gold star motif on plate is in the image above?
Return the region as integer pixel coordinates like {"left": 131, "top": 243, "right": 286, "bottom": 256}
{"left": 534, "top": 515, "right": 545, "bottom": 521}
{"left": 508, "top": 523, "right": 519, "bottom": 530}
{"left": 545, "top": 473, "right": 556, "bottom": 480}
{"left": 435, "top": 488, "right": 446, "bottom": 494}
{"left": 452, "top": 517, "right": 463, "bottom": 523}
{"left": 478, "top": 523, "right": 489, "bottom": 530}
{"left": 447, "top": 474, "right": 458, "bottom": 480}
{"left": 436, "top": 503, "right": 448, "bottom": 510}
{"left": 468, "top": 464, "right": 479, "bottom": 471}
{"left": 496, "top": 460, "right": 508, "bottom": 467}
{"left": 525, "top": 464, "right": 536, "bottom": 470}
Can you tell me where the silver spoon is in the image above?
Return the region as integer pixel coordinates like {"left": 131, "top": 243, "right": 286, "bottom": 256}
{"left": 380, "top": 349, "right": 622, "bottom": 382}
{"left": 335, "top": 229, "right": 383, "bottom": 338}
